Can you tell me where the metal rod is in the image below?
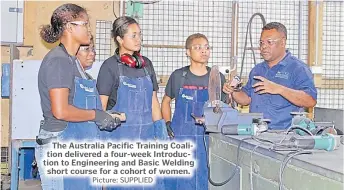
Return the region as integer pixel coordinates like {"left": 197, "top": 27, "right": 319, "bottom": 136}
{"left": 298, "top": 1, "right": 303, "bottom": 59}
{"left": 245, "top": 47, "right": 260, "bottom": 51}
{"left": 315, "top": 1, "right": 319, "bottom": 65}
{"left": 120, "top": 0, "right": 124, "bottom": 17}
{"left": 231, "top": 1, "right": 239, "bottom": 68}
{"left": 142, "top": 44, "right": 184, "bottom": 49}
{"left": 10, "top": 44, "right": 19, "bottom": 64}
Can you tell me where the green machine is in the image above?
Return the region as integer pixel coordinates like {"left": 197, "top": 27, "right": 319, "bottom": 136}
{"left": 274, "top": 133, "right": 342, "bottom": 152}
{"left": 125, "top": 1, "right": 144, "bottom": 18}
{"left": 290, "top": 112, "right": 338, "bottom": 136}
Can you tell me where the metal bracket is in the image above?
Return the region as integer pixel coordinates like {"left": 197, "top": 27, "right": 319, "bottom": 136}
{"left": 8, "top": 7, "right": 23, "bottom": 13}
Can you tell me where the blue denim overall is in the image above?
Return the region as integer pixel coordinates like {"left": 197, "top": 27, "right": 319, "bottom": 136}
{"left": 103, "top": 63, "right": 164, "bottom": 190}
{"left": 60, "top": 77, "right": 103, "bottom": 190}
{"left": 105, "top": 63, "right": 154, "bottom": 140}
{"left": 35, "top": 59, "right": 102, "bottom": 190}
{"left": 166, "top": 83, "right": 209, "bottom": 190}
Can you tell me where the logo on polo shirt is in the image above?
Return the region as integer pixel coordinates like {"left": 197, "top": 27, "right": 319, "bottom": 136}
{"left": 182, "top": 94, "right": 193, "bottom": 100}
{"left": 79, "top": 84, "right": 94, "bottom": 92}
{"left": 123, "top": 81, "right": 137, "bottom": 88}
{"left": 275, "top": 71, "right": 289, "bottom": 79}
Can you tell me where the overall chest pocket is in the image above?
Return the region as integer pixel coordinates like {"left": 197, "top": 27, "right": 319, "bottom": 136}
{"left": 128, "top": 89, "right": 149, "bottom": 112}
{"left": 86, "top": 95, "right": 97, "bottom": 110}
{"left": 73, "top": 78, "right": 97, "bottom": 110}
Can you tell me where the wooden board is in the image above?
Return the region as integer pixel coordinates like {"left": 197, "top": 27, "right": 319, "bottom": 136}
{"left": 1, "top": 99, "right": 10, "bottom": 147}
{"left": 23, "top": 1, "right": 119, "bottom": 59}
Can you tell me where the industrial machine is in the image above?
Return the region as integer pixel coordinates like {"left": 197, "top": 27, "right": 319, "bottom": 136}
{"left": 290, "top": 112, "right": 338, "bottom": 136}
{"left": 193, "top": 65, "right": 268, "bottom": 136}
{"left": 274, "top": 133, "right": 341, "bottom": 151}
{"left": 273, "top": 112, "right": 342, "bottom": 152}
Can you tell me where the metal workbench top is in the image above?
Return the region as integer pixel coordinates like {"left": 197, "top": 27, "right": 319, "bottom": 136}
{"left": 210, "top": 132, "right": 344, "bottom": 183}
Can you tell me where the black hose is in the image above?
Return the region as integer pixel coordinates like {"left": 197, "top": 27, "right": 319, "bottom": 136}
{"left": 279, "top": 150, "right": 312, "bottom": 190}
{"left": 202, "top": 124, "right": 252, "bottom": 186}
{"left": 239, "top": 13, "right": 266, "bottom": 79}
{"left": 287, "top": 126, "right": 313, "bottom": 136}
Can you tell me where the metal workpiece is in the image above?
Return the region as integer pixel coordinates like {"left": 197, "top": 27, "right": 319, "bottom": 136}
{"left": 201, "top": 65, "right": 266, "bottom": 137}
{"left": 202, "top": 101, "right": 264, "bottom": 134}
{"left": 208, "top": 133, "right": 344, "bottom": 190}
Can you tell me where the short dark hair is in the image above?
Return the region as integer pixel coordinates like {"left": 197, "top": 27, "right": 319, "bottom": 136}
{"left": 40, "top": 4, "right": 87, "bottom": 43}
{"left": 262, "top": 22, "right": 287, "bottom": 39}
{"left": 111, "top": 16, "right": 139, "bottom": 47}
{"left": 185, "top": 33, "right": 209, "bottom": 49}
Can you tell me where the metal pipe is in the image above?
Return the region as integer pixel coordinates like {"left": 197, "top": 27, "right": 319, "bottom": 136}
{"left": 231, "top": 1, "right": 239, "bottom": 70}
{"left": 298, "top": 1, "right": 303, "bottom": 59}
{"left": 142, "top": 44, "right": 184, "bottom": 49}
{"left": 239, "top": 13, "right": 266, "bottom": 78}
{"left": 120, "top": 0, "right": 124, "bottom": 16}
{"left": 315, "top": 1, "right": 319, "bottom": 65}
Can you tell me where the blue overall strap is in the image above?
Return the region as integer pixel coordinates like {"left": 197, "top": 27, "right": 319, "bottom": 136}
{"left": 143, "top": 66, "right": 150, "bottom": 77}
{"left": 75, "top": 59, "right": 88, "bottom": 79}
{"left": 180, "top": 66, "right": 189, "bottom": 88}
{"left": 115, "top": 63, "right": 151, "bottom": 88}
{"left": 168, "top": 87, "right": 209, "bottom": 190}
{"left": 180, "top": 66, "right": 210, "bottom": 88}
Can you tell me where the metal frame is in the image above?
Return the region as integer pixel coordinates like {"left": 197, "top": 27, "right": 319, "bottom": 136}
{"left": 10, "top": 140, "right": 36, "bottom": 190}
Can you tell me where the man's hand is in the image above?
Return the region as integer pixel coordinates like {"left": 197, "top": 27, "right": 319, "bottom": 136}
{"left": 223, "top": 76, "right": 243, "bottom": 106}
{"left": 252, "top": 76, "right": 283, "bottom": 95}
{"left": 223, "top": 82, "right": 235, "bottom": 95}
{"left": 223, "top": 76, "right": 242, "bottom": 95}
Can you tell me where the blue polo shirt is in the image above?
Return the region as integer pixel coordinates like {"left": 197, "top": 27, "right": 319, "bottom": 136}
{"left": 242, "top": 51, "right": 317, "bottom": 130}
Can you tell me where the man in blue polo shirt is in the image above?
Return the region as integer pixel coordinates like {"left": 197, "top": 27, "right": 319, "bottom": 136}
{"left": 224, "top": 22, "right": 317, "bottom": 130}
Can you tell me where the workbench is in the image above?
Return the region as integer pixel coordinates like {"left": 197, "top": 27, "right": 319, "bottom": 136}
{"left": 208, "top": 132, "right": 344, "bottom": 190}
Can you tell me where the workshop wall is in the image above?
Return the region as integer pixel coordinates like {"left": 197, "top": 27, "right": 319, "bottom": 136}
{"left": 23, "top": 1, "right": 118, "bottom": 59}
{"left": 1, "top": 0, "right": 119, "bottom": 155}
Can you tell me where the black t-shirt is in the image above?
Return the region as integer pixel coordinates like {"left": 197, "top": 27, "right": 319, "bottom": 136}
{"left": 165, "top": 66, "right": 227, "bottom": 102}
{"left": 38, "top": 46, "right": 82, "bottom": 132}
{"left": 96, "top": 54, "right": 159, "bottom": 110}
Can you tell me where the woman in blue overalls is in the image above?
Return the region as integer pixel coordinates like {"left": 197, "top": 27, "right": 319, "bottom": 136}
{"left": 96, "top": 16, "right": 169, "bottom": 190}
{"left": 161, "top": 33, "right": 229, "bottom": 190}
{"left": 35, "top": 4, "right": 120, "bottom": 190}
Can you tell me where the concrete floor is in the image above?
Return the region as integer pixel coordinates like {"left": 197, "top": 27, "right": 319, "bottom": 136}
{"left": 1, "top": 175, "right": 11, "bottom": 190}
{"left": 1, "top": 175, "right": 42, "bottom": 190}
{"left": 18, "top": 180, "right": 42, "bottom": 190}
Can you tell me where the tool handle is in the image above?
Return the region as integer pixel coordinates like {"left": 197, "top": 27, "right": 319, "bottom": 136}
{"left": 221, "top": 126, "right": 238, "bottom": 135}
